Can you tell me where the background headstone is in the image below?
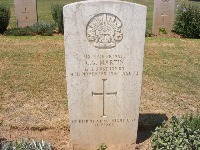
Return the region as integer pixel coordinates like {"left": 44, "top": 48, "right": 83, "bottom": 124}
{"left": 64, "top": 0, "right": 146, "bottom": 149}
{"left": 152, "top": 0, "right": 175, "bottom": 33}
{"left": 14, "top": 0, "right": 37, "bottom": 27}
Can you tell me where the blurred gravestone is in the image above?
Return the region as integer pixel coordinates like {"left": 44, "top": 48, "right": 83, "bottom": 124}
{"left": 64, "top": 0, "right": 147, "bottom": 149}
{"left": 152, "top": 0, "right": 175, "bottom": 33}
{"left": 14, "top": 0, "right": 37, "bottom": 27}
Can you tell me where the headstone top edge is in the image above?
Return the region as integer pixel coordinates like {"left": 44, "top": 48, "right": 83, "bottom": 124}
{"left": 63, "top": 0, "right": 147, "bottom": 9}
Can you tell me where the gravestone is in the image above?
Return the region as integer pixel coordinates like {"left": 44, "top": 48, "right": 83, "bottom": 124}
{"left": 14, "top": 0, "right": 37, "bottom": 27}
{"left": 152, "top": 0, "right": 175, "bottom": 33}
{"left": 64, "top": 0, "right": 146, "bottom": 149}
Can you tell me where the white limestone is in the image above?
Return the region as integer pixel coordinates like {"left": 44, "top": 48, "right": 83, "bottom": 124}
{"left": 152, "top": 0, "right": 175, "bottom": 33}
{"left": 14, "top": 0, "right": 37, "bottom": 27}
{"left": 64, "top": 0, "right": 146, "bottom": 149}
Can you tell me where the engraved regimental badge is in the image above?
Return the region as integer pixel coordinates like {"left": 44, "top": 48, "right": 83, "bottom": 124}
{"left": 86, "top": 13, "right": 123, "bottom": 49}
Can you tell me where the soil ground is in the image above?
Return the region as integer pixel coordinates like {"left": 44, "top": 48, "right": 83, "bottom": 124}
{"left": 0, "top": 113, "right": 168, "bottom": 149}
{"left": 0, "top": 126, "right": 152, "bottom": 150}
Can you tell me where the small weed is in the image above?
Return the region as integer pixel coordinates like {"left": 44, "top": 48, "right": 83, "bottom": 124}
{"left": 159, "top": 28, "right": 167, "bottom": 34}
{"left": 145, "top": 29, "right": 152, "bottom": 37}
{"left": 97, "top": 143, "right": 107, "bottom": 150}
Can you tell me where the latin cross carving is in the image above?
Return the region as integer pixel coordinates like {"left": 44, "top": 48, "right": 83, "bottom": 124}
{"left": 22, "top": 7, "right": 29, "bottom": 19}
{"left": 92, "top": 79, "right": 117, "bottom": 117}
{"left": 161, "top": 12, "right": 168, "bottom": 23}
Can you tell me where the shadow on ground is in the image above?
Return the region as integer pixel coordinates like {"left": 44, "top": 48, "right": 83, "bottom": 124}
{"left": 136, "top": 113, "right": 168, "bottom": 144}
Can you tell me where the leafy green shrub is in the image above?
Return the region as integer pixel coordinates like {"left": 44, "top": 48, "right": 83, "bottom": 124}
{"left": 4, "top": 22, "right": 56, "bottom": 36}
{"left": 4, "top": 27, "right": 35, "bottom": 36}
{"left": 1, "top": 139, "right": 52, "bottom": 150}
{"left": 151, "top": 115, "right": 200, "bottom": 150}
{"left": 0, "top": 3, "right": 10, "bottom": 34}
{"left": 51, "top": 4, "right": 64, "bottom": 34}
{"left": 32, "top": 21, "right": 56, "bottom": 36}
{"left": 173, "top": 2, "right": 200, "bottom": 38}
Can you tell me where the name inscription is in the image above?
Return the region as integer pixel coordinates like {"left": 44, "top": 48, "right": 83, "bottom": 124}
{"left": 70, "top": 54, "right": 136, "bottom": 77}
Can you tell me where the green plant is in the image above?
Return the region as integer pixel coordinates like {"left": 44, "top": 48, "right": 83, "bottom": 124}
{"left": 159, "top": 28, "right": 167, "bottom": 34}
{"left": 0, "top": 3, "right": 10, "bottom": 34}
{"left": 4, "top": 22, "right": 56, "bottom": 36}
{"left": 145, "top": 29, "right": 152, "bottom": 37}
{"left": 32, "top": 21, "right": 56, "bottom": 36}
{"left": 182, "top": 113, "right": 200, "bottom": 131}
{"left": 4, "top": 27, "right": 35, "bottom": 36}
{"left": 97, "top": 143, "right": 107, "bottom": 150}
{"left": 173, "top": 2, "right": 200, "bottom": 38}
{"left": 1, "top": 139, "right": 52, "bottom": 150}
{"left": 151, "top": 115, "right": 200, "bottom": 150}
{"left": 51, "top": 4, "right": 64, "bottom": 34}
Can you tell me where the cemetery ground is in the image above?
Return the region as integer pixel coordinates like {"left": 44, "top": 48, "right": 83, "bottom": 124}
{"left": 0, "top": 35, "right": 199, "bottom": 149}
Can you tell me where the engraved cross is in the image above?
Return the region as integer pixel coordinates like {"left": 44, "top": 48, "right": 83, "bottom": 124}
{"left": 161, "top": 12, "right": 168, "bottom": 23}
{"left": 22, "top": 7, "right": 29, "bottom": 19}
{"left": 92, "top": 79, "right": 117, "bottom": 118}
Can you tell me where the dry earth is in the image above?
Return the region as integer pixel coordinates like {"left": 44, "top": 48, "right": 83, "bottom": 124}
{"left": 0, "top": 125, "right": 152, "bottom": 150}
{"left": 0, "top": 111, "right": 168, "bottom": 149}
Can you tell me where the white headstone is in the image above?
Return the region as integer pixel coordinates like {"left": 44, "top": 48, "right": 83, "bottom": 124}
{"left": 14, "top": 0, "right": 37, "bottom": 27}
{"left": 64, "top": 0, "right": 146, "bottom": 149}
{"left": 152, "top": 0, "right": 175, "bottom": 33}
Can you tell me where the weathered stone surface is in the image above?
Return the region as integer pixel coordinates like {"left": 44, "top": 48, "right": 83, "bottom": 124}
{"left": 64, "top": 0, "right": 146, "bottom": 149}
{"left": 14, "top": 0, "right": 37, "bottom": 27}
{"left": 152, "top": 0, "right": 175, "bottom": 33}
